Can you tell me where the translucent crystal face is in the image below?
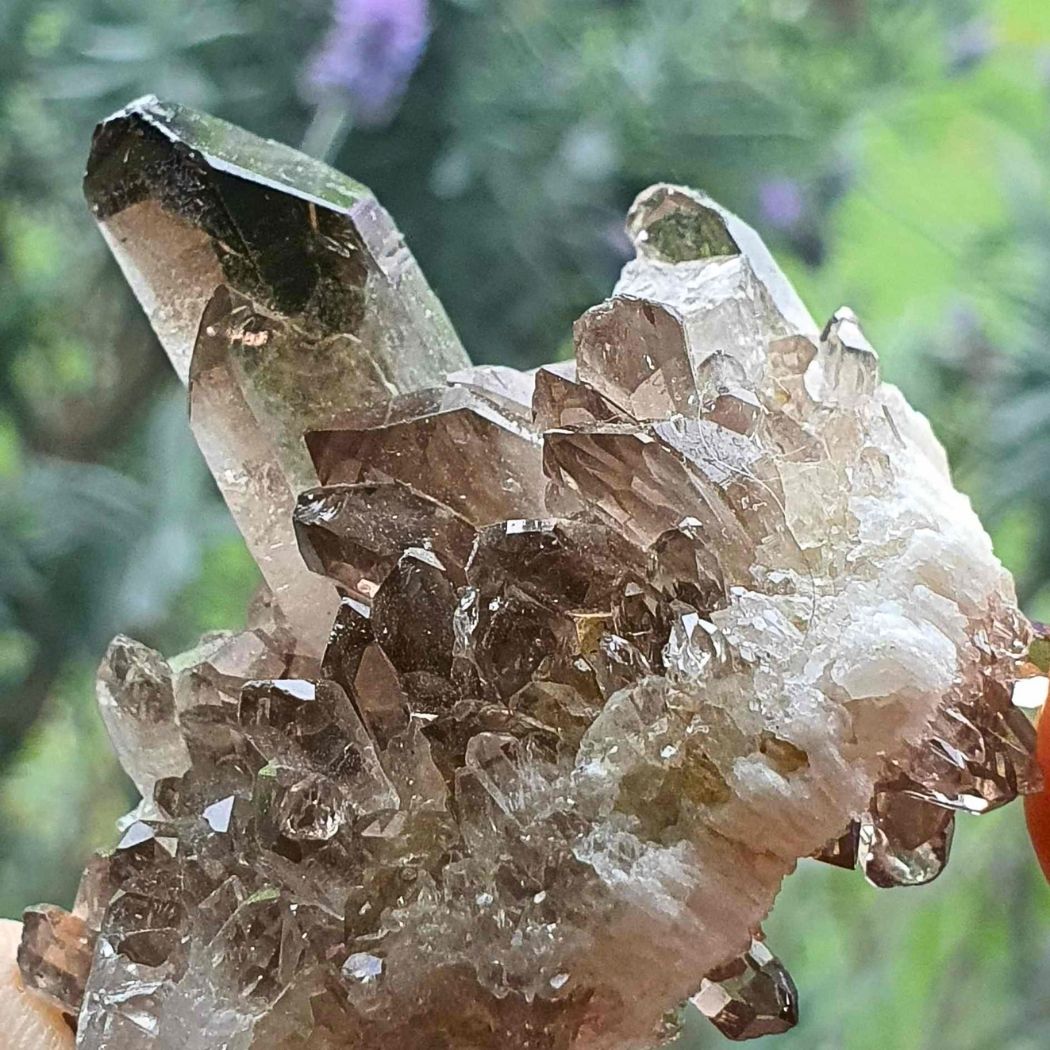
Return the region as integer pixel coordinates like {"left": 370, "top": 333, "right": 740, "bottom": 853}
{"left": 18, "top": 101, "right": 1035, "bottom": 1050}
{"left": 84, "top": 96, "right": 469, "bottom": 655}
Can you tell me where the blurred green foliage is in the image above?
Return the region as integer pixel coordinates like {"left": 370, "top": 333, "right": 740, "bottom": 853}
{"left": 1, "top": 0, "right": 1050, "bottom": 1045}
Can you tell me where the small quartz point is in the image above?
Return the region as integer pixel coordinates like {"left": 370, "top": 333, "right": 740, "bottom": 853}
{"left": 16, "top": 905, "right": 94, "bottom": 1017}
{"left": 811, "top": 822, "right": 860, "bottom": 870}
{"left": 84, "top": 97, "right": 469, "bottom": 652}
{"left": 806, "top": 307, "right": 879, "bottom": 406}
{"left": 858, "top": 788, "right": 955, "bottom": 888}
{"left": 691, "top": 939, "right": 799, "bottom": 1041}
{"left": 96, "top": 637, "right": 190, "bottom": 801}
{"left": 1, "top": 920, "right": 73, "bottom": 1050}
{"left": 33, "top": 114, "right": 1036, "bottom": 1050}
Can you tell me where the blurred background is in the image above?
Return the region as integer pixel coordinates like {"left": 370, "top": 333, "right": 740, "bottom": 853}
{"left": 1, "top": 0, "right": 1049, "bottom": 1045}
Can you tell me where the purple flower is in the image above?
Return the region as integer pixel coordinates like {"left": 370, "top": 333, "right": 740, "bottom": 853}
{"left": 307, "top": 0, "right": 430, "bottom": 125}
{"left": 947, "top": 19, "right": 994, "bottom": 74}
{"left": 757, "top": 178, "right": 804, "bottom": 232}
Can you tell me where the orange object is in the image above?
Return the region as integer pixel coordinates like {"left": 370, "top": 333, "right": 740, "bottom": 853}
{"left": 1025, "top": 705, "right": 1050, "bottom": 881}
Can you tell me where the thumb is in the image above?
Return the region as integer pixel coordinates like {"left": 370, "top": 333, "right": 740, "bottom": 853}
{"left": 0, "top": 920, "right": 74, "bottom": 1050}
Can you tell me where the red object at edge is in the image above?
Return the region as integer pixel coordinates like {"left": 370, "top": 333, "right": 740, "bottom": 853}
{"left": 1025, "top": 704, "right": 1050, "bottom": 881}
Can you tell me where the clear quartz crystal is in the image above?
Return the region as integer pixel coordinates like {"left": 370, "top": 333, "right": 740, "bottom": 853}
{"left": 96, "top": 637, "right": 190, "bottom": 801}
{"left": 22, "top": 113, "right": 1035, "bottom": 1050}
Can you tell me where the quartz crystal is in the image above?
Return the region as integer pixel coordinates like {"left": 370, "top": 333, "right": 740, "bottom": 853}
{"left": 83, "top": 96, "right": 468, "bottom": 653}
{"left": 16, "top": 906, "right": 93, "bottom": 1018}
{"left": 18, "top": 102, "right": 1037, "bottom": 1049}
{"left": 690, "top": 939, "right": 798, "bottom": 1041}
{"left": 1, "top": 920, "right": 73, "bottom": 1050}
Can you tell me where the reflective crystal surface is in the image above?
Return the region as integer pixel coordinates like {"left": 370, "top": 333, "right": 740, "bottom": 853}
{"left": 19, "top": 114, "right": 1035, "bottom": 1049}
{"left": 691, "top": 939, "right": 798, "bottom": 1041}
{"left": 858, "top": 788, "right": 955, "bottom": 888}
{"left": 84, "top": 96, "right": 468, "bottom": 652}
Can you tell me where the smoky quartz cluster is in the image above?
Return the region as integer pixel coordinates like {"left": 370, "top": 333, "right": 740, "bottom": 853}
{"left": 16, "top": 98, "right": 1037, "bottom": 1049}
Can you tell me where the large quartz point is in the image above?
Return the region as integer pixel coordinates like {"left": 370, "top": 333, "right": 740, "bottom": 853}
{"left": 84, "top": 96, "right": 468, "bottom": 652}
{"left": 19, "top": 111, "right": 1036, "bottom": 1050}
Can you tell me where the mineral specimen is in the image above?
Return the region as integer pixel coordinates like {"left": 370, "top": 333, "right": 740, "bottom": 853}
{"left": 17, "top": 99, "right": 1037, "bottom": 1049}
